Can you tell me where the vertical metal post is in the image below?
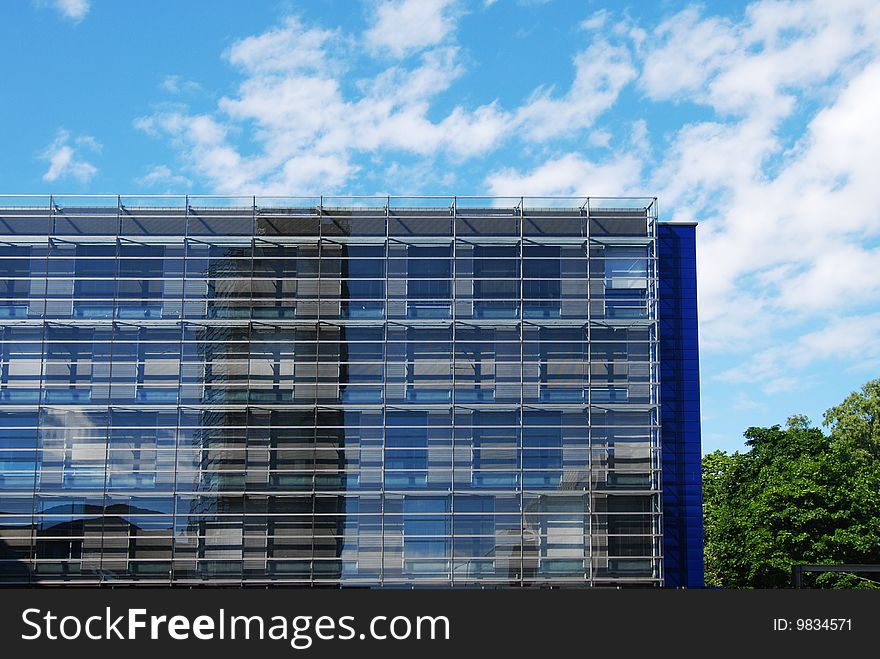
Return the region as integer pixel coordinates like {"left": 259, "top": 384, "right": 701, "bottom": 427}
{"left": 313, "top": 200, "right": 323, "bottom": 586}
{"left": 518, "top": 196, "right": 525, "bottom": 585}
{"left": 246, "top": 195, "right": 257, "bottom": 588}
{"left": 584, "top": 197, "right": 592, "bottom": 586}
{"left": 450, "top": 196, "right": 456, "bottom": 586}
{"left": 648, "top": 198, "right": 663, "bottom": 585}
{"left": 380, "top": 196, "right": 389, "bottom": 587}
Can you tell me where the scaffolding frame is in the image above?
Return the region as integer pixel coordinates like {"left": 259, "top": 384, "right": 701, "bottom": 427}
{"left": 0, "top": 195, "right": 660, "bottom": 588}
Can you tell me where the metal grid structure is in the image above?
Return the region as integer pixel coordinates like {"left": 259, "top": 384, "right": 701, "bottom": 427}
{"left": 0, "top": 195, "right": 661, "bottom": 586}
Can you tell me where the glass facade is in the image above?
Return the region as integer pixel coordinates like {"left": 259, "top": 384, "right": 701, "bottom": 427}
{"left": 0, "top": 195, "right": 697, "bottom": 586}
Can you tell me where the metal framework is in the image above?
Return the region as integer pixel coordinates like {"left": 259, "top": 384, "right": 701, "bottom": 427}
{"left": 791, "top": 564, "right": 880, "bottom": 588}
{"left": 0, "top": 195, "right": 661, "bottom": 587}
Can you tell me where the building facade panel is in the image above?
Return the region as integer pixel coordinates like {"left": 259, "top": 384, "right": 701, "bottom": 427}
{"left": 657, "top": 223, "right": 704, "bottom": 588}
{"left": 0, "top": 196, "right": 697, "bottom": 587}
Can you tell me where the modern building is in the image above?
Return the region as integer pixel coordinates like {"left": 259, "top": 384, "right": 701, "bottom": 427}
{"left": 0, "top": 195, "right": 702, "bottom": 587}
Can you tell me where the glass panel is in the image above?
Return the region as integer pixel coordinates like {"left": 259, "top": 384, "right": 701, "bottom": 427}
{"left": 0, "top": 199, "right": 660, "bottom": 586}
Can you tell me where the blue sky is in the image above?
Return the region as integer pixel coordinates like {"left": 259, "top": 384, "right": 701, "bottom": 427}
{"left": 2, "top": 0, "right": 879, "bottom": 454}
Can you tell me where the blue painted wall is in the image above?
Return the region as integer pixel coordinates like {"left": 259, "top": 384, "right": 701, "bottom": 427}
{"left": 657, "top": 223, "right": 704, "bottom": 588}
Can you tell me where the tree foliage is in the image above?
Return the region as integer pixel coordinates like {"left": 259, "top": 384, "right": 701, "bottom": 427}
{"left": 703, "top": 379, "right": 880, "bottom": 588}
{"left": 824, "top": 379, "right": 880, "bottom": 459}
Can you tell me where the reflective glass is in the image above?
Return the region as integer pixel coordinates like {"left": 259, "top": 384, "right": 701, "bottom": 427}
{"left": 0, "top": 201, "right": 659, "bottom": 586}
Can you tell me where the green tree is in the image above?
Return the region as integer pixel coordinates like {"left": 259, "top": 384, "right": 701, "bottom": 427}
{"left": 824, "top": 379, "right": 880, "bottom": 459}
{"left": 703, "top": 380, "right": 880, "bottom": 588}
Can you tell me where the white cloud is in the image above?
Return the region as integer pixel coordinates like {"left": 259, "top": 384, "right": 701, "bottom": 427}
{"left": 226, "top": 16, "right": 340, "bottom": 75}
{"left": 136, "top": 14, "right": 521, "bottom": 194}
{"left": 485, "top": 118, "right": 648, "bottom": 195}
{"left": 36, "top": 0, "right": 90, "bottom": 22}
{"left": 639, "top": 1, "right": 880, "bottom": 413}
{"left": 634, "top": 1, "right": 880, "bottom": 355}
{"left": 696, "top": 58, "right": 880, "bottom": 349}
{"left": 639, "top": 7, "right": 738, "bottom": 103}
{"left": 514, "top": 41, "right": 636, "bottom": 141}
{"left": 588, "top": 129, "right": 612, "bottom": 148}
{"left": 136, "top": 165, "right": 192, "bottom": 190}
{"left": 137, "top": 6, "right": 640, "bottom": 195}
{"left": 717, "top": 312, "right": 880, "bottom": 393}
{"left": 580, "top": 9, "right": 609, "bottom": 31}
{"left": 364, "top": 0, "right": 460, "bottom": 58}
{"left": 161, "top": 75, "right": 203, "bottom": 95}
{"left": 39, "top": 129, "right": 99, "bottom": 184}
{"left": 485, "top": 152, "right": 642, "bottom": 197}
{"left": 134, "top": 112, "right": 253, "bottom": 194}
{"left": 640, "top": 2, "right": 880, "bottom": 122}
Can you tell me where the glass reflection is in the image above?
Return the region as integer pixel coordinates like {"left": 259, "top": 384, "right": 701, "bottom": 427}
{"left": 0, "top": 203, "right": 659, "bottom": 586}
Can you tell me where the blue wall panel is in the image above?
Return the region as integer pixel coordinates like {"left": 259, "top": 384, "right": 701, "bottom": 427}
{"left": 657, "top": 223, "right": 704, "bottom": 588}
